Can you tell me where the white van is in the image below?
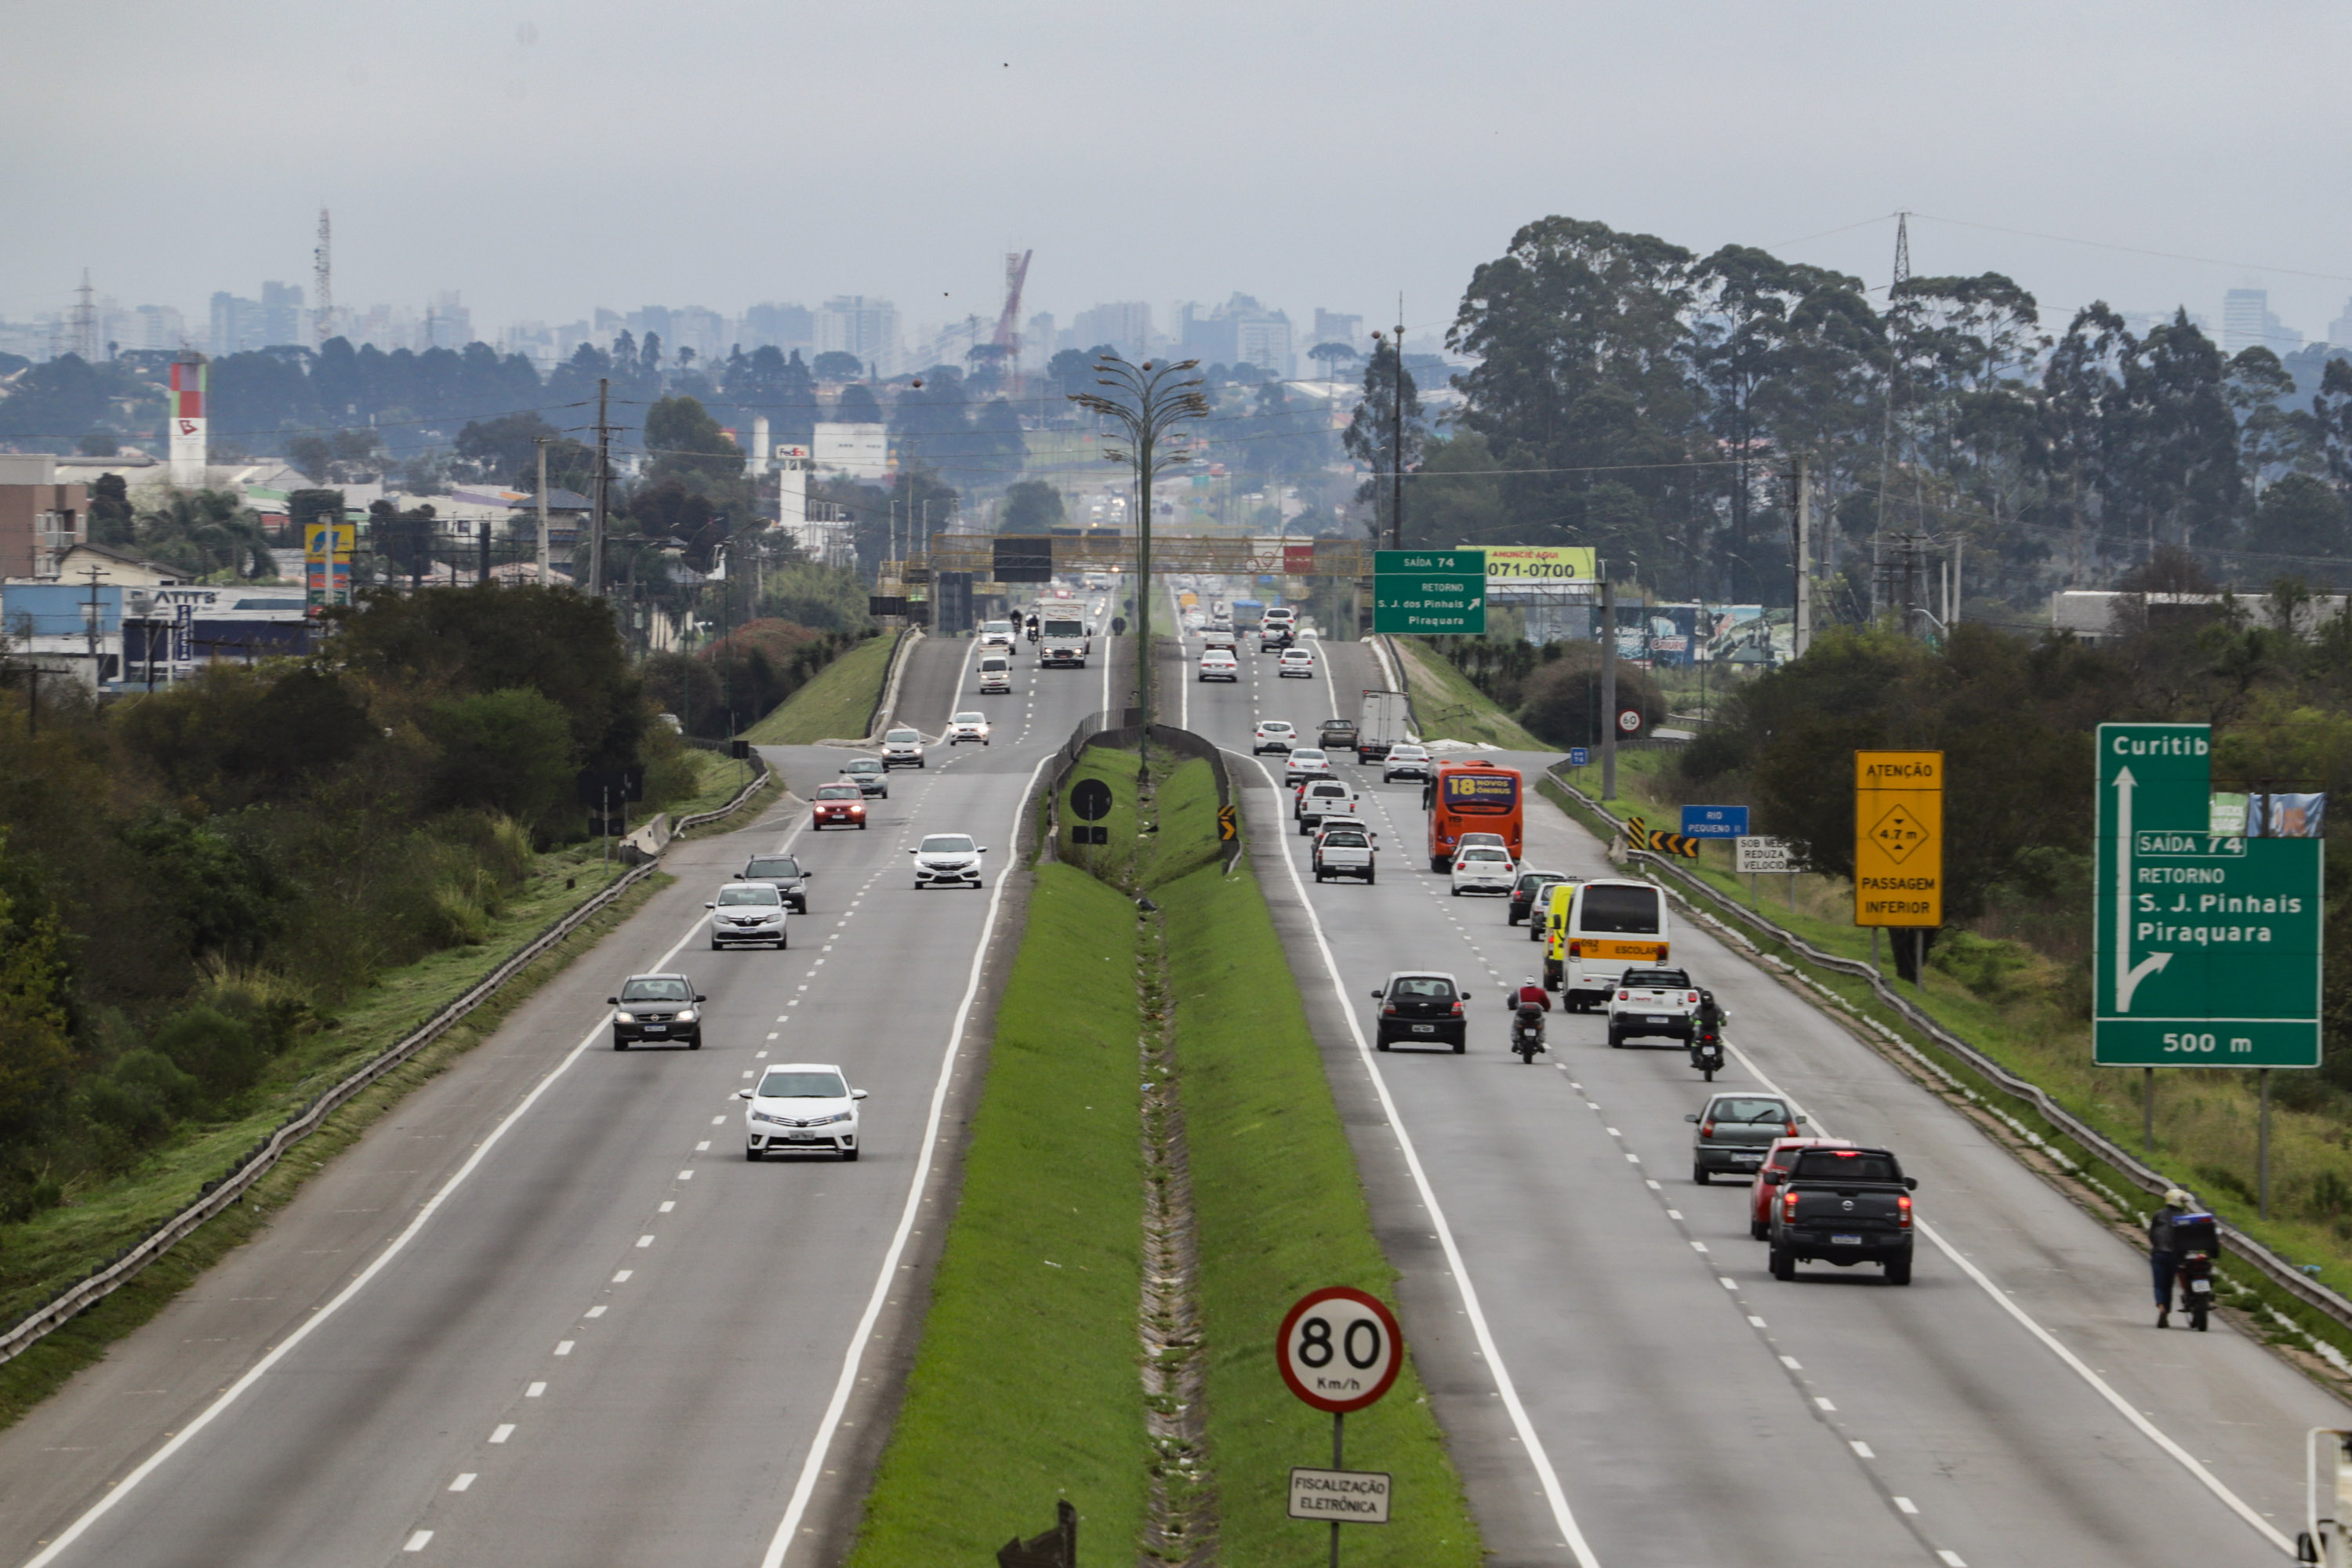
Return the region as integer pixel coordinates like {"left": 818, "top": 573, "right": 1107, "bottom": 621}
{"left": 1542, "top": 878, "right": 1673, "bottom": 1009}
{"left": 978, "top": 654, "right": 1011, "bottom": 694}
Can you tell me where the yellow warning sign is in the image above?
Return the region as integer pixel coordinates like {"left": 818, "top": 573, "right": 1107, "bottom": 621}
{"left": 1854, "top": 750, "right": 1942, "bottom": 927}
{"left": 1218, "top": 804, "right": 1238, "bottom": 843}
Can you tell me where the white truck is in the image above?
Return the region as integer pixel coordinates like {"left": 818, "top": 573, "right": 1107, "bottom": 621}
{"left": 1038, "top": 614, "right": 1090, "bottom": 668}
{"left": 1356, "top": 689, "right": 1412, "bottom": 763}
{"left": 1294, "top": 778, "right": 1359, "bottom": 835}
{"left": 1311, "top": 824, "right": 1377, "bottom": 884}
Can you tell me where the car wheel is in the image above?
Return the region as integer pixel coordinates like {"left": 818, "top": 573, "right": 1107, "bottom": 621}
{"left": 710, "top": 938, "right": 723, "bottom": 949}
{"left": 1313, "top": 870, "right": 1326, "bottom": 882}
{"left": 1450, "top": 885, "right": 1460, "bottom": 896}
{"left": 1365, "top": 871, "right": 1376, "bottom": 884}
{"left": 746, "top": 1145, "right": 763, "bottom": 1162}
{"left": 1692, "top": 1164, "right": 1710, "bottom": 1185}
{"left": 1453, "top": 1036, "right": 1467, "bottom": 1054}
{"left": 688, "top": 1036, "right": 702, "bottom": 1051}
{"left": 1884, "top": 1254, "right": 1912, "bottom": 1286}
{"left": 613, "top": 1038, "right": 628, "bottom": 1051}
{"left": 1375, "top": 1037, "right": 1391, "bottom": 1052}
{"left": 779, "top": 929, "right": 789, "bottom": 949}
{"left": 1607, "top": 1028, "right": 1624, "bottom": 1048}
{"left": 1769, "top": 1246, "right": 1795, "bottom": 1281}
{"left": 1751, "top": 1220, "right": 1769, "bottom": 1241}
{"left": 841, "top": 1145, "right": 860, "bottom": 1162}
{"left": 859, "top": 822, "right": 868, "bottom": 829}
{"left": 1430, "top": 856, "right": 1448, "bottom": 874}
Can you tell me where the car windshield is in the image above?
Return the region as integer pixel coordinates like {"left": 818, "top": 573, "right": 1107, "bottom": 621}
{"left": 1460, "top": 848, "right": 1510, "bottom": 863}
{"left": 1391, "top": 976, "right": 1456, "bottom": 1000}
{"left": 1262, "top": 722, "right": 1292, "bottom": 732}
{"left": 758, "top": 1070, "right": 848, "bottom": 1098}
{"left": 920, "top": 835, "right": 976, "bottom": 855}
{"left": 1515, "top": 873, "right": 1556, "bottom": 891}
{"left": 887, "top": 730, "right": 920, "bottom": 744}
{"left": 1292, "top": 749, "right": 1326, "bottom": 762}
{"left": 953, "top": 712, "right": 986, "bottom": 724}
{"left": 982, "top": 622, "right": 1013, "bottom": 635}
{"left": 620, "top": 978, "right": 691, "bottom": 1001}
{"left": 1623, "top": 969, "right": 1691, "bottom": 988}
{"left": 1708, "top": 1097, "right": 1792, "bottom": 1124}
{"left": 745, "top": 857, "right": 800, "bottom": 877}
{"left": 718, "top": 885, "right": 781, "bottom": 906}
{"left": 848, "top": 760, "right": 880, "bottom": 773}
{"left": 1578, "top": 884, "right": 1662, "bottom": 935}
{"left": 1323, "top": 832, "right": 1367, "bottom": 847}
{"left": 816, "top": 785, "right": 861, "bottom": 799}
{"left": 1790, "top": 1149, "right": 1901, "bottom": 1182}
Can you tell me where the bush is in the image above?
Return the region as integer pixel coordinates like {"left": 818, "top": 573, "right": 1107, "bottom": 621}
{"left": 1517, "top": 644, "right": 1663, "bottom": 748}
{"left": 422, "top": 688, "right": 578, "bottom": 837}
{"left": 151, "top": 1005, "right": 267, "bottom": 1100}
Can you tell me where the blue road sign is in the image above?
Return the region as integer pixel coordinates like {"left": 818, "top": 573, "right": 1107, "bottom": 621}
{"left": 1567, "top": 747, "right": 1590, "bottom": 768}
{"left": 1681, "top": 804, "right": 1751, "bottom": 839}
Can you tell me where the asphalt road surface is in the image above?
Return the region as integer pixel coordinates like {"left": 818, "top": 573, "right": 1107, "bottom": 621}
{"left": 0, "top": 615, "right": 1127, "bottom": 1568}
{"left": 1177, "top": 612, "right": 2347, "bottom": 1568}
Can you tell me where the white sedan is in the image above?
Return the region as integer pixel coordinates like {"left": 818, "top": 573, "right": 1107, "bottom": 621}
{"left": 1283, "top": 748, "right": 1333, "bottom": 786}
{"left": 1450, "top": 844, "right": 1516, "bottom": 897}
{"left": 1276, "top": 647, "right": 1316, "bottom": 679}
{"left": 1253, "top": 720, "right": 1297, "bottom": 754}
{"left": 946, "top": 710, "right": 992, "bottom": 746}
{"left": 739, "top": 1062, "right": 866, "bottom": 1160}
{"left": 1199, "top": 648, "right": 1240, "bottom": 681}
{"left": 909, "top": 833, "right": 989, "bottom": 889}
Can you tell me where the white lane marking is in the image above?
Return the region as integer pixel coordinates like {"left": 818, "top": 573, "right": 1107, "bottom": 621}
{"left": 677, "top": 1169, "right": 695, "bottom": 1180}
{"left": 1748, "top": 1316, "right": 1767, "bottom": 1328}
{"left": 1237, "top": 752, "right": 1601, "bottom": 1568}
{"left": 1721, "top": 1036, "right": 2296, "bottom": 1555}
{"left": 525, "top": 1382, "right": 546, "bottom": 1398}
{"left": 1815, "top": 1397, "right": 1837, "bottom": 1411}
{"left": 760, "top": 750, "right": 1057, "bottom": 1568}
{"left": 1938, "top": 1551, "right": 1965, "bottom": 1566}
{"left": 657, "top": 1201, "right": 675, "bottom": 1214}
{"left": 1850, "top": 1439, "right": 1875, "bottom": 1458}
{"left": 1780, "top": 1356, "right": 1802, "bottom": 1370}
{"left": 1893, "top": 1496, "right": 1918, "bottom": 1514}
{"left": 612, "top": 1270, "right": 631, "bottom": 1283}
{"left": 11, "top": 826, "right": 775, "bottom": 1568}
{"left": 583, "top": 1306, "right": 605, "bottom": 1319}
{"left": 634, "top": 1235, "right": 654, "bottom": 1248}
{"left": 488, "top": 1425, "right": 514, "bottom": 1444}
{"left": 554, "top": 1341, "right": 574, "bottom": 1356}
{"left": 448, "top": 1475, "right": 475, "bottom": 1493}
{"left": 711, "top": 1116, "right": 726, "bottom": 1125}
{"left": 404, "top": 1530, "right": 434, "bottom": 1552}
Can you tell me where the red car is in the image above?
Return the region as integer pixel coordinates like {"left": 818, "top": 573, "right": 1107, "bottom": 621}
{"left": 1748, "top": 1136, "right": 1856, "bottom": 1240}
{"left": 811, "top": 782, "right": 867, "bottom": 829}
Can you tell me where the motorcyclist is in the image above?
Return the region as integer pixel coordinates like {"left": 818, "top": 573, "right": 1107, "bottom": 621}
{"left": 2149, "top": 1188, "right": 2194, "bottom": 1327}
{"left": 1508, "top": 976, "right": 1552, "bottom": 1013}
{"left": 1690, "top": 988, "right": 1725, "bottom": 1047}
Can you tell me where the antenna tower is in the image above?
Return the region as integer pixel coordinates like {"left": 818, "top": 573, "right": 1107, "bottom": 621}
{"left": 71, "top": 270, "right": 98, "bottom": 361}
{"left": 1870, "top": 212, "right": 1915, "bottom": 620}
{"left": 314, "top": 209, "right": 333, "bottom": 345}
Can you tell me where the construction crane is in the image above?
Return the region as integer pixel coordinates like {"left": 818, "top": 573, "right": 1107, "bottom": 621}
{"left": 993, "top": 249, "right": 1032, "bottom": 352}
{"left": 314, "top": 209, "right": 333, "bottom": 345}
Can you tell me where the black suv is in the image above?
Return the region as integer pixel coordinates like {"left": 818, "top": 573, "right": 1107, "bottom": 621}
{"left": 608, "top": 973, "right": 706, "bottom": 1050}
{"left": 1371, "top": 971, "right": 1471, "bottom": 1053}
{"left": 739, "top": 852, "right": 812, "bottom": 913}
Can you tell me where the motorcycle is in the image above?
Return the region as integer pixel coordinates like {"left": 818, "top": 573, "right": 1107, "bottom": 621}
{"left": 2175, "top": 1210, "right": 2218, "bottom": 1330}
{"left": 1689, "top": 988, "right": 1726, "bottom": 1080}
{"left": 1511, "top": 1004, "right": 1548, "bottom": 1065}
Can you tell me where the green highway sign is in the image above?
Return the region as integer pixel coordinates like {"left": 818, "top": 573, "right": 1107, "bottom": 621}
{"left": 1372, "top": 549, "right": 1485, "bottom": 635}
{"left": 2093, "top": 723, "right": 2323, "bottom": 1069}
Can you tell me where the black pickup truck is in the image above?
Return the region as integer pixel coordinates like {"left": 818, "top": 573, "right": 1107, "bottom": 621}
{"left": 1765, "top": 1145, "right": 1917, "bottom": 1285}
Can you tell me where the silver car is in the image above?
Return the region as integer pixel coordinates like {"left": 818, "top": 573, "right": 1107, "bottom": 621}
{"left": 706, "top": 882, "right": 789, "bottom": 949}
{"left": 1686, "top": 1092, "right": 1806, "bottom": 1184}
{"left": 880, "top": 727, "right": 925, "bottom": 769}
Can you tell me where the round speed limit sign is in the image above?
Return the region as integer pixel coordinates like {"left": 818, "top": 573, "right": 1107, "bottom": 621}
{"left": 1617, "top": 708, "right": 1643, "bottom": 734}
{"left": 1277, "top": 1287, "right": 1403, "bottom": 1413}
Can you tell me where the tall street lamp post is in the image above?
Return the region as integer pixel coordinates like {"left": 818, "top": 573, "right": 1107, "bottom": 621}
{"left": 1070, "top": 355, "right": 1209, "bottom": 786}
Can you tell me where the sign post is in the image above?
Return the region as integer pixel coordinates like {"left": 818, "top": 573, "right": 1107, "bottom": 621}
{"left": 1372, "top": 549, "right": 1485, "bottom": 636}
{"left": 1068, "top": 777, "right": 1112, "bottom": 848}
{"left": 1278, "top": 1287, "right": 1403, "bottom": 1567}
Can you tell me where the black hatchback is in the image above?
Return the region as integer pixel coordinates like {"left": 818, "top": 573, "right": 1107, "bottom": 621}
{"left": 1508, "top": 870, "right": 1567, "bottom": 927}
{"left": 739, "top": 852, "right": 811, "bottom": 913}
{"left": 1371, "top": 972, "right": 1471, "bottom": 1053}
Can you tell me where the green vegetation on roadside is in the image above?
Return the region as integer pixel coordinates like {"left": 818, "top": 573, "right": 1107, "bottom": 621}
{"left": 741, "top": 633, "right": 898, "bottom": 745}
{"left": 852, "top": 751, "right": 1479, "bottom": 1565}
{"left": 1392, "top": 637, "right": 1546, "bottom": 750}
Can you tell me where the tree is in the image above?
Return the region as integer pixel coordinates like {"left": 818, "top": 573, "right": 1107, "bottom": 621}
{"left": 833, "top": 382, "right": 885, "bottom": 425}
{"left": 2246, "top": 474, "right": 2351, "bottom": 561}
{"left": 644, "top": 394, "right": 745, "bottom": 496}
{"left": 1343, "top": 336, "right": 1425, "bottom": 542}
{"left": 1001, "top": 480, "right": 1065, "bottom": 532}
{"left": 812, "top": 351, "right": 863, "bottom": 380}
{"left": 134, "top": 489, "right": 278, "bottom": 580}
{"left": 1307, "top": 341, "right": 1361, "bottom": 383}
{"left": 423, "top": 688, "right": 578, "bottom": 835}
{"left": 456, "top": 412, "right": 563, "bottom": 481}
{"left": 88, "top": 473, "right": 135, "bottom": 545}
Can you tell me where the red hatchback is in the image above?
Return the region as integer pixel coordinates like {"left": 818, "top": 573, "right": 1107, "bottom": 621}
{"left": 812, "top": 782, "right": 868, "bottom": 829}
{"left": 1748, "top": 1136, "right": 1856, "bottom": 1240}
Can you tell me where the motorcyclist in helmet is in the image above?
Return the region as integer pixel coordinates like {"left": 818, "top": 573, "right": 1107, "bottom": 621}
{"left": 1508, "top": 976, "right": 1552, "bottom": 1013}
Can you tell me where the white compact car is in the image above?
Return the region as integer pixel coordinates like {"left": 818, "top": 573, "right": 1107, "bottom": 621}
{"left": 1606, "top": 967, "right": 1702, "bottom": 1047}
{"left": 978, "top": 619, "right": 1017, "bottom": 652}
{"left": 946, "top": 711, "right": 992, "bottom": 746}
{"left": 909, "top": 833, "right": 988, "bottom": 889}
{"left": 1457, "top": 831, "right": 1509, "bottom": 855}
{"left": 1382, "top": 743, "right": 1432, "bottom": 782}
{"left": 1198, "top": 649, "right": 1240, "bottom": 682}
{"left": 1253, "top": 720, "right": 1296, "bottom": 754}
{"left": 1276, "top": 647, "right": 1316, "bottom": 679}
{"left": 739, "top": 1062, "right": 866, "bottom": 1161}
{"left": 706, "top": 882, "right": 789, "bottom": 948}
{"left": 1450, "top": 844, "right": 1515, "bottom": 897}
{"left": 1283, "top": 748, "right": 1332, "bottom": 786}
{"left": 881, "top": 727, "right": 925, "bottom": 768}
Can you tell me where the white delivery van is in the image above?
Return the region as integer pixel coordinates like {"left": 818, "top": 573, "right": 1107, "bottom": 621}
{"left": 978, "top": 654, "right": 1012, "bottom": 693}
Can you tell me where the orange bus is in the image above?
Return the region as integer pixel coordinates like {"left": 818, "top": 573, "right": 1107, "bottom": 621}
{"left": 1428, "top": 759, "right": 1523, "bottom": 872}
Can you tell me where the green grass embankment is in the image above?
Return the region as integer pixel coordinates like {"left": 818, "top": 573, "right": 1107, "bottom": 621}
{"left": 1392, "top": 637, "right": 1546, "bottom": 750}
{"left": 851, "top": 751, "right": 1480, "bottom": 1565}
{"left": 741, "top": 633, "right": 898, "bottom": 745}
{"left": 845, "top": 862, "right": 1150, "bottom": 1565}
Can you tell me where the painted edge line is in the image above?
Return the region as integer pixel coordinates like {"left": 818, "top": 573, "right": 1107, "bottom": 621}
{"left": 1239, "top": 751, "right": 1602, "bottom": 1568}
{"left": 757, "top": 750, "right": 1055, "bottom": 1568}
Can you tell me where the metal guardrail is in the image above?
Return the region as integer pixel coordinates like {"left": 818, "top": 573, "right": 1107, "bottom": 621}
{"left": 0, "top": 753, "right": 775, "bottom": 1367}
{"left": 1544, "top": 763, "right": 2352, "bottom": 1337}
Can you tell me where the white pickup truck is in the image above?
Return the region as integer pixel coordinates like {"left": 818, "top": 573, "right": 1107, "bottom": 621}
{"left": 1605, "top": 966, "right": 1701, "bottom": 1048}
{"left": 1294, "top": 778, "right": 1359, "bottom": 835}
{"left": 1312, "top": 824, "right": 1377, "bottom": 884}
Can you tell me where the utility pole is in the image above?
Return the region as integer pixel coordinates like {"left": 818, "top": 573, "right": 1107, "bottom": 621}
{"left": 1600, "top": 570, "right": 1618, "bottom": 802}
{"left": 535, "top": 438, "right": 551, "bottom": 584}
{"left": 590, "top": 378, "right": 612, "bottom": 597}
{"left": 1872, "top": 212, "right": 1911, "bottom": 621}
{"left": 1793, "top": 455, "right": 1812, "bottom": 659}
{"left": 1391, "top": 314, "right": 1406, "bottom": 550}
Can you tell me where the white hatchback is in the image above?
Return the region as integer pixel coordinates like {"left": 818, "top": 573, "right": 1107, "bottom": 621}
{"left": 1276, "top": 647, "right": 1316, "bottom": 679}
{"left": 909, "top": 833, "right": 988, "bottom": 889}
{"left": 946, "top": 711, "right": 992, "bottom": 745}
{"left": 1450, "top": 844, "right": 1516, "bottom": 897}
{"left": 1253, "top": 720, "right": 1296, "bottom": 754}
{"left": 739, "top": 1062, "right": 866, "bottom": 1160}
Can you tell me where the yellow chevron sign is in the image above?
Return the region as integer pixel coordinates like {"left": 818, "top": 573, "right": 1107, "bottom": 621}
{"left": 1624, "top": 815, "right": 1700, "bottom": 858}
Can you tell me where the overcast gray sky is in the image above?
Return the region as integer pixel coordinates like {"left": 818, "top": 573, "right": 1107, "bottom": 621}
{"left": 12, "top": 0, "right": 2352, "bottom": 350}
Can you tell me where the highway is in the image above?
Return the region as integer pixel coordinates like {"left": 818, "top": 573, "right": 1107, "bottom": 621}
{"left": 0, "top": 617, "right": 1127, "bottom": 1568}
{"left": 1177, "top": 613, "right": 2349, "bottom": 1568}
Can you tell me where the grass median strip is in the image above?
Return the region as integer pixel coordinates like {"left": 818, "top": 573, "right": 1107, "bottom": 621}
{"left": 850, "top": 752, "right": 1480, "bottom": 1565}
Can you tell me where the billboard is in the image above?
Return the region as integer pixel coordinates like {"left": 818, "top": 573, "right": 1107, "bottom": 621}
{"left": 1479, "top": 546, "right": 1597, "bottom": 588}
{"left": 812, "top": 422, "right": 889, "bottom": 481}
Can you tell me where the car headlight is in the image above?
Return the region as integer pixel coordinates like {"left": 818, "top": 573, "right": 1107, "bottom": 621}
{"left": 676, "top": 1007, "right": 698, "bottom": 1023}
{"left": 825, "top": 1111, "right": 854, "bottom": 1125}
{"left": 752, "top": 1109, "right": 781, "bottom": 1124}
{"left": 614, "top": 1011, "right": 636, "bottom": 1023}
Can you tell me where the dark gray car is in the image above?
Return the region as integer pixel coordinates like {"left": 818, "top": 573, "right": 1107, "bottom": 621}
{"left": 843, "top": 757, "right": 889, "bottom": 797}
{"left": 1687, "top": 1092, "right": 1805, "bottom": 1184}
{"left": 738, "top": 852, "right": 811, "bottom": 913}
